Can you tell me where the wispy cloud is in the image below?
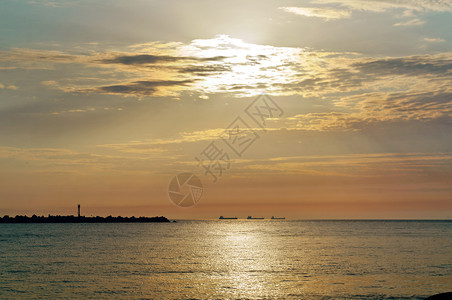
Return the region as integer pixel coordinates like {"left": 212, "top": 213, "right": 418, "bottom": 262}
{"left": 352, "top": 54, "right": 452, "bottom": 76}
{"left": 27, "top": 0, "right": 67, "bottom": 8}
{"left": 0, "top": 83, "right": 18, "bottom": 90}
{"left": 279, "top": 6, "right": 351, "bottom": 20}
{"left": 99, "top": 54, "right": 227, "bottom": 65}
{"left": 424, "top": 37, "right": 446, "bottom": 43}
{"left": 2, "top": 37, "right": 452, "bottom": 134}
{"left": 0, "top": 146, "right": 112, "bottom": 170}
{"left": 289, "top": 0, "right": 452, "bottom": 28}
{"left": 312, "top": 0, "right": 452, "bottom": 13}
{"left": 394, "top": 18, "right": 425, "bottom": 26}
{"left": 84, "top": 79, "right": 196, "bottom": 97}
{"left": 287, "top": 90, "right": 452, "bottom": 132}
{"left": 244, "top": 152, "right": 452, "bottom": 177}
{"left": 0, "top": 36, "right": 310, "bottom": 97}
{"left": 51, "top": 107, "right": 96, "bottom": 115}
{"left": 97, "top": 128, "right": 226, "bottom": 149}
{"left": 0, "top": 144, "right": 178, "bottom": 174}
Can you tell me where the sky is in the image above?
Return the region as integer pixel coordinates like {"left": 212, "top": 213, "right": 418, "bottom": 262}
{"left": 0, "top": 0, "right": 451, "bottom": 219}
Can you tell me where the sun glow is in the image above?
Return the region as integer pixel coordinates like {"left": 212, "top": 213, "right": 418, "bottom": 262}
{"left": 176, "top": 35, "right": 306, "bottom": 96}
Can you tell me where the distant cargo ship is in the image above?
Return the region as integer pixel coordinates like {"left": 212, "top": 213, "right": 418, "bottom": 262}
{"left": 247, "top": 216, "right": 264, "bottom": 219}
{"left": 219, "top": 216, "right": 238, "bottom": 219}
{"left": 271, "top": 216, "right": 286, "bottom": 220}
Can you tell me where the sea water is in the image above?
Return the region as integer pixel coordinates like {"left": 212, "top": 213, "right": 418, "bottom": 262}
{"left": 0, "top": 220, "right": 451, "bottom": 299}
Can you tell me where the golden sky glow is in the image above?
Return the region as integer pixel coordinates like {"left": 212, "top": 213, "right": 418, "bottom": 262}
{"left": 0, "top": 0, "right": 451, "bottom": 218}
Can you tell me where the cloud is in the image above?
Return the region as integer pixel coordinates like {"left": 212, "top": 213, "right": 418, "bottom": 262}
{"left": 41, "top": 80, "right": 58, "bottom": 86}
{"left": 311, "top": 0, "right": 452, "bottom": 13}
{"left": 0, "top": 36, "right": 306, "bottom": 97}
{"left": 2, "top": 36, "right": 451, "bottom": 102}
{"left": 101, "top": 54, "right": 184, "bottom": 65}
{"left": 0, "top": 83, "right": 19, "bottom": 90}
{"left": 274, "top": 52, "right": 452, "bottom": 99}
{"left": 112, "top": 128, "right": 227, "bottom": 146}
{"left": 27, "top": 0, "right": 73, "bottom": 7}
{"left": 0, "top": 48, "right": 83, "bottom": 63}
{"left": 394, "top": 18, "right": 425, "bottom": 26}
{"left": 86, "top": 79, "right": 195, "bottom": 96}
{"left": 424, "top": 37, "right": 446, "bottom": 43}
{"left": 0, "top": 144, "right": 178, "bottom": 175}
{"left": 279, "top": 6, "right": 351, "bottom": 20}
{"left": 0, "top": 146, "right": 112, "bottom": 170}
{"left": 287, "top": 90, "right": 452, "bottom": 132}
{"left": 244, "top": 152, "right": 452, "bottom": 177}
{"left": 51, "top": 107, "right": 96, "bottom": 115}
{"left": 95, "top": 142, "right": 169, "bottom": 155}
{"left": 100, "top": 54, "right": 227, "bottom": 65}
{"left": 177, "top": 65, "right": 232, "bottom": 76}
{"left": 353, "top": 55, "right": 452, "bottom": 76}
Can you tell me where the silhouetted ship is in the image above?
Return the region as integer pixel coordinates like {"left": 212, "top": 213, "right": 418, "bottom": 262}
{"left": 219, "top": 216, "right": 238, "bottom": 219}
{"left": 247, "top": 216, "right": 264, "bottom": 219}
{"left": 271, "top": 216, "right": 286, "bottom": 220}
{"left": 0, "top": 215, "right": 170, "bottom": 223}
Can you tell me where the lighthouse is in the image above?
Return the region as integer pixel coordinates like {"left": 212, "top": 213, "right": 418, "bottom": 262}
{"left": 78, "top": 204, "right": 80, "bottom": 217}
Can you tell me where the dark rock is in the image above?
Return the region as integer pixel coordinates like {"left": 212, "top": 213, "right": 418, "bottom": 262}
{"left": 424, "top": 292, "right": 452, "bottom": 300}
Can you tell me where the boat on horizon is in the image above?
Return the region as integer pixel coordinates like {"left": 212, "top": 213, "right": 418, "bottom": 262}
{"left": 247, "top": 216, "right": 264, "bottom": 219}
{"left": 271, "top": 216, "right": 286, "bottom": 220}
{"left": 219, "top": 216, "right": 238, "bottom": 220}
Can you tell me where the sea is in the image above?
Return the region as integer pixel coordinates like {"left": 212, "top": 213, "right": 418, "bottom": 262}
{"left": 0, "top": 220, "right": 451, "bottom": 299}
